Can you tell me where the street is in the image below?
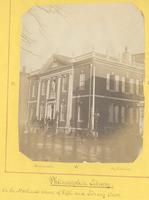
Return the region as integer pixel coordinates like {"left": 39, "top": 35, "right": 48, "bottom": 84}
{"left": 19, "top": 127, "right": 142, "bottom": 163}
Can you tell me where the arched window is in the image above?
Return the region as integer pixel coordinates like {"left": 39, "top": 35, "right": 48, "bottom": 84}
{"left": 50, "top": 79, "right": 56, "bottom": 99}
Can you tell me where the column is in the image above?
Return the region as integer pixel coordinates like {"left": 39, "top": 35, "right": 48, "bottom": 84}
{"left": 88, "top": 64, "right": 92, "bottom": 129}
{"left": 66, "top": 70, "right": 73, "bottom": 130}
{"left": 36, "top": 80, "right": 41, "bottom": 120}
{"left": 91, "top": 64, "right": 95, "bottom": 131}
{"left": 56, "top": 76, "right": 61, "bottom": 131}
{"left": 44, "top": 79, "right": 50, "bottom": 119}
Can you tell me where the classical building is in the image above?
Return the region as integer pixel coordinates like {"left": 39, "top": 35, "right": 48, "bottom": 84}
{"left": 27, "top": 49, "right": 144, "bottom": 134}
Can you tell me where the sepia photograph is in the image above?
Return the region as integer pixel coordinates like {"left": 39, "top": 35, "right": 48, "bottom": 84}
{"left": 19, "top": 3, "right": 144, "bottom": 162}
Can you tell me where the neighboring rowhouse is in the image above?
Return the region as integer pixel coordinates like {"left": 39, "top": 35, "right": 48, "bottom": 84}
{"left": 27, "top": 49, "right": 144, "bottom": 134}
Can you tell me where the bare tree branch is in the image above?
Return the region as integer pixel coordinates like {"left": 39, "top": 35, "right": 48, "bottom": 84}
{"left": 28, "top": 10, "right": 49, "bottom": 41}
{"left": 21, "top": 47, "right": 40, "bottom": 57}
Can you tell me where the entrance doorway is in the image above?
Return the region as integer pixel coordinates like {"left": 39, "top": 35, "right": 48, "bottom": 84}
{"left": 47, "top": 102, "right": 56, "bottom": 127}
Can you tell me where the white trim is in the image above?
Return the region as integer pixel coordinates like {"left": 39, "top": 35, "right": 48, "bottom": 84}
{"left": 92, "top": 64, "right": 95, "bottom": 130}
{"left": 94, "top": 57, "right": 144, "bottom": 73}
{"left": 73, "top": 95, "right": 91, "bottom": 98}
{"left": 73, "top": 94, "right": 143, "bottom": 103}
{"left": 66, "top": 70, "right": 73, "bottom": 127}
{"left": 106, "top": 73, "right": 110, "bottom": 90}
{"left": 39, "top": 69, "right": 72, "bottom": 80}
{"left": 95, "top": 95, "right": 143, "bottom": 103}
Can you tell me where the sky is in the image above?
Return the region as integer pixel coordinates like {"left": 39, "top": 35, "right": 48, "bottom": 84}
{"left": 21, "top": 3, "right": 144, "bottom": 72}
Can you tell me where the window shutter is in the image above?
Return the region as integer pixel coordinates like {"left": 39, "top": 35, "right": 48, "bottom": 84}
{"left": 106, "top": 74, "right": 110, "bottom": 90}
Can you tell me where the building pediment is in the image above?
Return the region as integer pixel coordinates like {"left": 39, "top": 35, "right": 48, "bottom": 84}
{"left": 39, "top": 54, "right": 72, "bottom": 74}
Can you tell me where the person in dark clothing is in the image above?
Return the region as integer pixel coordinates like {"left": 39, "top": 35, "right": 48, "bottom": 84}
{"left": 40, "top": 118, "right": 44, "bottom": 129}
{"left": 69, "top": 118, "right": 73, "bottom": 135}
{"left": 95, "top": 113, "right": 101, "bottom": 137}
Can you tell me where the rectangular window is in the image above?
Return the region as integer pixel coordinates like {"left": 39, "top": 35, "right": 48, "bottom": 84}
{"left": 129, "top": 107, "right": 134, "bottom": 124}
{"left": 114, "top": 105, "right": 119, "bottom": 123}
{"left": 110, "top": 74, "right": 115, "bottom": 90}
{"left": 62, "top": 76, "right": 67, "bottom": 92}
{"left": 79, "top": 73, "right": 85, "bottom": 90}
{"left": 106, "top": 74, "right": 119, "bottom": 92}
{"left": 130, "top": 79, "right": 134, "bottom": 94}
{"left": 49, "top": 79, "right": 56, "bottom": 99}
{"left": 121, "top": 106, "right": 125, "bottom": 123}
{"left": 108, "top": 104, "right": 114, "bottom": 123}
{"left": 125, "top": 77, "right": 129, "bottom": 93}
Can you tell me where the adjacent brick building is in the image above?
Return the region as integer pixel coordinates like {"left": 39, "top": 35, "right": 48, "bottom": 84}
{"left": 27, "top": 49, "right": 144, "bottom": 135}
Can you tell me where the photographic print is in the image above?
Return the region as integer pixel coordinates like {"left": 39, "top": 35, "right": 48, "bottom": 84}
{"left": 19, "top": 3, "right": 144, "bottom": 162}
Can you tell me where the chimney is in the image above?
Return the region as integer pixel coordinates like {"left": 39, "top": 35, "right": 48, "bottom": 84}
{"left": 121, "top": 46, "right": 130, "bottom": 64}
